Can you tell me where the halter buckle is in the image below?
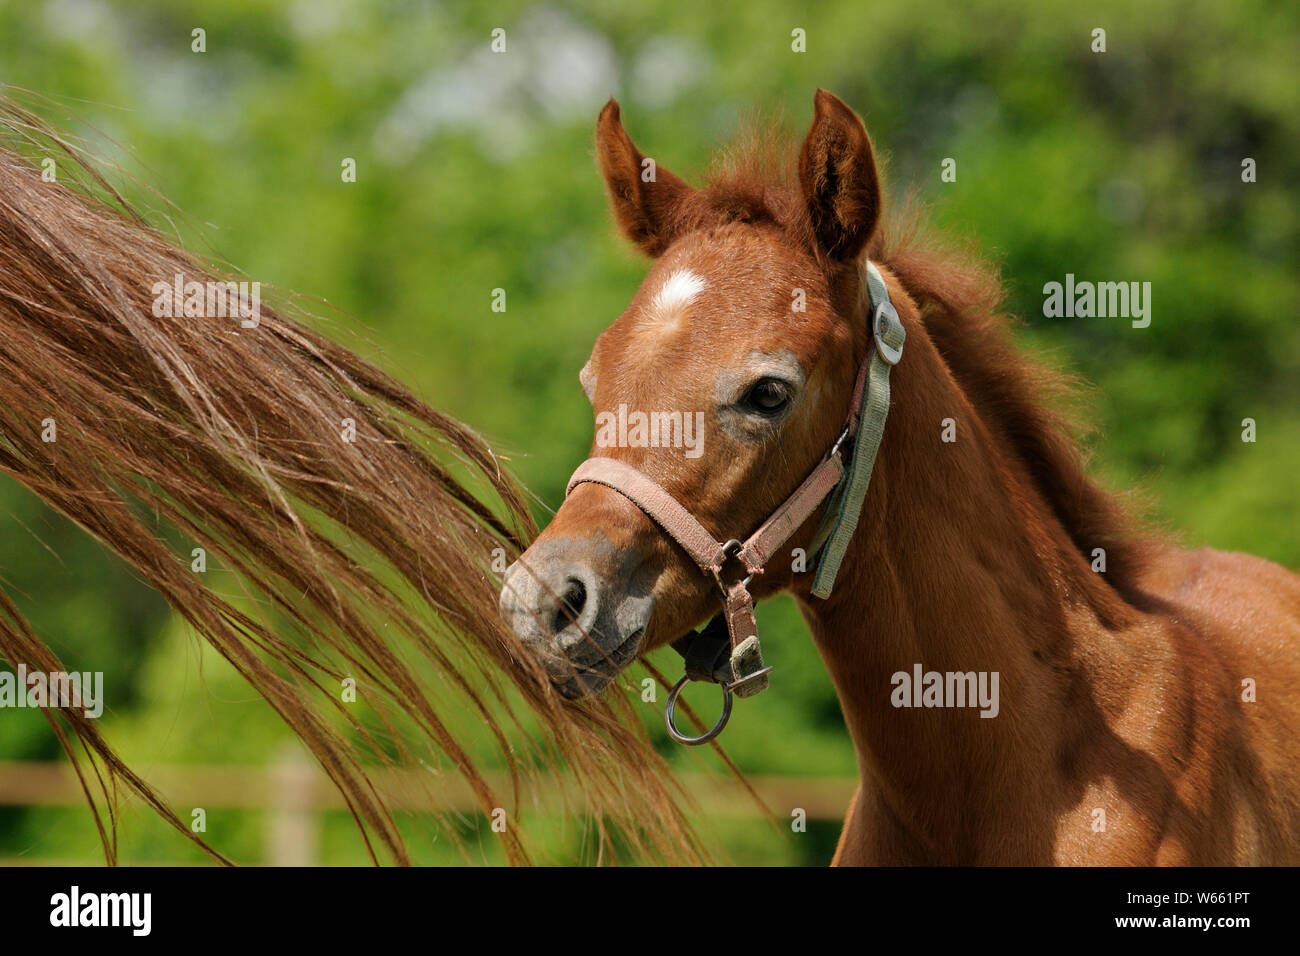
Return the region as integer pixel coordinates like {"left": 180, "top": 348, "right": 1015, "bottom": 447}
{"left": 873, "top": 301, "right": 905, "bottom": 365}
{"left": 722, "top": 664, "right": 774, "bottom": 693}
{"left": 830, "top": 422, "right": 852, "bottom": 457}
{"left": 710, "top": 538, "right": 753, "bottom": 596}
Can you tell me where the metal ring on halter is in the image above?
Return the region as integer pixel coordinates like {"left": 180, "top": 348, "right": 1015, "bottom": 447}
{"left": 710, "top": 538, "right": 754, "bottom": 596}
{"left": 665, "top": 674, "right": 733, "bottom": 746}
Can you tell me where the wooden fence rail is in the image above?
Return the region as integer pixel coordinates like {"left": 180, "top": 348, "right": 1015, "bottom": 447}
{"left": 0, "top": 757, "right": 856, "bottom": 864}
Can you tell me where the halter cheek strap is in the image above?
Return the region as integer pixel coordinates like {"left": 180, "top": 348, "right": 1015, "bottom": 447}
{"left": 565, "top": 259, "right": 905, "bottom": 744}
{"left": 810, "top": 258, "right": 905, "bottom": 597}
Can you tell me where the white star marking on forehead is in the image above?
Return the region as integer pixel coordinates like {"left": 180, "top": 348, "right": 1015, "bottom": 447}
{"left": 646, "top": 268, "right": 707, "bottom": 324}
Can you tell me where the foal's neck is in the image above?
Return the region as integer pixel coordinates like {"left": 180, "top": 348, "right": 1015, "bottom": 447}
{"left": 794, "top": 287, "right": 1141, "bottom": 861}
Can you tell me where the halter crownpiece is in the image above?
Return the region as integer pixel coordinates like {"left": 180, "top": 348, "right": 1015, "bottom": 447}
{"left": 565, "top": 258, "right": 905, "bottom": 745}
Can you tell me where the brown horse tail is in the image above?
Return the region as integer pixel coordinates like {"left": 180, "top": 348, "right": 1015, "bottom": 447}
{"left": 0, "top": 94, "right": 709, "bottom": 865}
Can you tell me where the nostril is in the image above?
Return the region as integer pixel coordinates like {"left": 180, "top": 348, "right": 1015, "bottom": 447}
{"left": 552, "top": 578, "right": 588, "bottom": 635}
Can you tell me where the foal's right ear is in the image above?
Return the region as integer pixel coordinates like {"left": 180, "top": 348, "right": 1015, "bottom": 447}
{"left": 595, "top": 98, "right": 695, "bottom": 257}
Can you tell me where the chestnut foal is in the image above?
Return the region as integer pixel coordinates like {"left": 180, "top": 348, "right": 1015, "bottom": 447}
{"left": 499, "top": 91, "right": 1300, "bottom": 865}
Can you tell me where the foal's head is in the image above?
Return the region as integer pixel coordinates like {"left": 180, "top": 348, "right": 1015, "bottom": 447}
{"left": 500, "top": 91, "right": 885, "bottom": 696}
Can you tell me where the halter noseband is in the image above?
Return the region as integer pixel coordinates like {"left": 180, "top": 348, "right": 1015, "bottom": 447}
{"left": 564, "top": 259, "right": 906, "bottom": 744}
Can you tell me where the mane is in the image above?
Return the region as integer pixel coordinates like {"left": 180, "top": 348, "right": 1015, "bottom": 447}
{"left": 879, "top": 225, "right": 1155, "bottom": 604}
{"left": 694, "top": 120, "right": 1154, "bottom": 603}
{"left": 0, "top": 93, "right": 714, "bottom": 865}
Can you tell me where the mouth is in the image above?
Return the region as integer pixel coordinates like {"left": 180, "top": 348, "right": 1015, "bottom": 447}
{"left": 547, "top": 626, "right": 646, "bottom": 699}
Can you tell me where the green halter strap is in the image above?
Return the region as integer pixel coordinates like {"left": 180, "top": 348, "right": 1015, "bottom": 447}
{"left": 810, "top": 259, "right": 906, "bottom": 598}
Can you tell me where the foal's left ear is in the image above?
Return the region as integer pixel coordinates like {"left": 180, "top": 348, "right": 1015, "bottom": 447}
{"left": 798, "top": 90, "right": 882, "bottom": 263}
{"left": 595, "top": 98, "right": 696, "bottom": 257}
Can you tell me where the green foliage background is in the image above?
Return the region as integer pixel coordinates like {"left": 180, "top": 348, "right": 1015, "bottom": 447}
{"left": 0, "top": 0, "right": 1295, "bottom": 864}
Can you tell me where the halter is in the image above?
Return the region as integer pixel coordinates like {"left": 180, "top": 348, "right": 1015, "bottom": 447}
{"left": 565, "top": 259, "right": 905, "bottom": 744}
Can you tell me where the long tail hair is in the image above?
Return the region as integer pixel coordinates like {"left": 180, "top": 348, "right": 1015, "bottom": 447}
{"left": 0, "top": 94, "right": 714, "bottom": 865}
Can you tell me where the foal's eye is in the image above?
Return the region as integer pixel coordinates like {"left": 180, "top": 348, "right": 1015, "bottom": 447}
{"left": 741, "top": 378, "right": 791, "bottom": 415}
